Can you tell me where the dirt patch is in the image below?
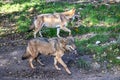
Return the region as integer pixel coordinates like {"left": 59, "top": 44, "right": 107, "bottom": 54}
{"left": 0, "top": 35, "right": 120, "bottom": 80}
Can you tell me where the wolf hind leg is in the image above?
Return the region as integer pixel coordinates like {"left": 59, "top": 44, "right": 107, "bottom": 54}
{"left": 34, "top": 27, "right": 43, "bottom": 38}
{"left": 34, "top": 20, "right": 43, "bottom": 38}
{"left": 29, "top": 57, "right": 35, "bottom": 69}
{"left": 57, "top": 57, "right": 71, "bottom": 74}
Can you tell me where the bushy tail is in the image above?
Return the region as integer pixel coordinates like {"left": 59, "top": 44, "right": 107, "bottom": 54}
{"left": 27, "top": 23, "right": 35, "bottom": 32}
{"left": 27, "top": 16, "right": 37, "bottom": 32}
{"left": 22, "top": 52, "right": 30, "bottom": 60}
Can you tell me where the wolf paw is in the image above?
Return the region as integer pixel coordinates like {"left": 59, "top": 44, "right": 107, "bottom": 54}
{"left": 31, "top": 67, "right": 36, "bottom": 69}
{"left": 68, "top": 71, "right": 71, "bottom": 75}
{"left": 41, "top": 64, "right": 45, "bottom": 67}
{"left": 56, "top": 68, "right": 61, "bottom": 71}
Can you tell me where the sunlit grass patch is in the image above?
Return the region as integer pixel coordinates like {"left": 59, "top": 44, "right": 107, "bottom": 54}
{"left": 0, "top": 2, "right": 30, "bottom": 13}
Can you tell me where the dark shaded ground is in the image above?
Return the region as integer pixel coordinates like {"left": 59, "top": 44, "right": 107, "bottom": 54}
{"left": 0, "top": 34, "right": 120, "bottom": 80}
{"left": 0, "top": 0, "right": 120, "bottom": 79}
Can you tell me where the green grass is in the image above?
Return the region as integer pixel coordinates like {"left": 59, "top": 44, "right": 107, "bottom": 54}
{"left": 77, "top": 58, "right": 90, "bottom": 70}
{"left": 76, "top": 3, "right": 120, "bottom": 27}
{"left": 0, "top": 1, "right": 120, "bottom": 67}
{"left": 1, "top": 1, "right": 120, "bottom": 34}
{"left": 75, "top": 33, "right": 120, "bottom": 66}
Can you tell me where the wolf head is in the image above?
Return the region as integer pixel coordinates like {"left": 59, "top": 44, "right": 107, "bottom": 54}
{"left": 60, "top": 37, "right": 76, "bottom": 52}
{"left": 65, "top": 37, "right": 76, "bottom": 51}
{"left": 62, "top": 8, "right": 76, "bottom": 20}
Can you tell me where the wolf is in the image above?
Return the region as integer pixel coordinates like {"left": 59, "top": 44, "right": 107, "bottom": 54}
{"left": 22, "top": 37, "right": 76, "bottom": 74}
{"left": 29, "top": 8, "right": 76, "bottom": 38}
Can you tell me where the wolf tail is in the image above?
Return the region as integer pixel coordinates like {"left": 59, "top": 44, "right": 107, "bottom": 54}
{"left": 22, "top": 52, "right": 30, "bottom": 60}
{"left": 27, "top": 16, "right": 37, "bottom": 32}
{"left": 27, "top": 23, "right": 35, "bottom": 32}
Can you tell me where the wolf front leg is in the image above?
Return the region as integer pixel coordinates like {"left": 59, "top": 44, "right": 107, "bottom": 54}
{"left": 39, "top": 31, "right": 43, "bottom": 37}
{"left": 61, "top": 26, "right": 71, "bottom": 36}
{"left": 35, "top": 58, "right": 44, "bottom": 66}
{"left": 57, "top": 27, "right": 61, "bottom": 38}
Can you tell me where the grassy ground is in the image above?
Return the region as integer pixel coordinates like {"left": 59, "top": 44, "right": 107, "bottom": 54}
{"left": 0, "top": 0, "right": 120, "bottom": 68}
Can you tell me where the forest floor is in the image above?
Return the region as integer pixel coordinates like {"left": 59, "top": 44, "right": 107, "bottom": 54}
{"left": 0, "top": 1, "right": 120, "bottom": 79}
{"left": 0, "top": 34, "right": 120, "bottom": 80}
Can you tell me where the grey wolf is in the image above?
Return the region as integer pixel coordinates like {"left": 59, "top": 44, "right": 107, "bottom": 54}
{"left": 29, "top": 8, "right": 76, "bottom": 38}
{"left": 22, "top": 37, "right": 76, "bottom": 74}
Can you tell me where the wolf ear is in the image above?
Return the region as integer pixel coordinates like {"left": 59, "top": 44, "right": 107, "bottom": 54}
{"left": 67, "top": 36, "right": 74, "bottom": 42}
{"left": 60, "top": 38, "right": 67, "bottom": 44}
{"left": 72, "top": 8, "right": 76, "bottom": 11}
